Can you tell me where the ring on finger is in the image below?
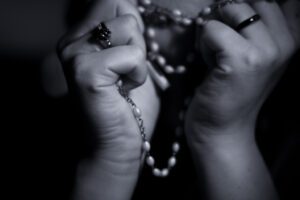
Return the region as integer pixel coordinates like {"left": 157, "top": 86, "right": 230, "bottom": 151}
{"left": 93, "top": 22, "right": 112, "bottom": 49}
{"left": 235, "top": 14, "right": 261, "bottom": 31}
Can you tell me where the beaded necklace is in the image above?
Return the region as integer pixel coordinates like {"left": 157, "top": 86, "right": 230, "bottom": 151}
{"left": 120, "top": 0, "right": 238, "bottom": 177}
{"left": 136, "top": 0, "right": 238, "bottom": 88}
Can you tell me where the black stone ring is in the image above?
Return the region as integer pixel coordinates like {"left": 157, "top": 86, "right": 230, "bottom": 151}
{"left": 235, "top": 14, "right": 261, "bottom": 31}
{"left": 93, "top": 22, "right": 112, "bottom": 49}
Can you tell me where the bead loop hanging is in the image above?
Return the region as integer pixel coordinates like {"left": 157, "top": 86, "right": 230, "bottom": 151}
{"left": 117, "top": 85, "right": 181, "bottom": 177}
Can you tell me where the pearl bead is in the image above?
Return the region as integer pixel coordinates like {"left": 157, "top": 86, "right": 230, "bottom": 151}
{"left": 141, "top": 0, "right": 151, "bottom": 6}
{"left": 202, "top": 7, "right": 212, "bottom": 16}
{"left": 159, "top": 15, "right": 167, "bottom": 23}
{"left": 116, "top": 79, "right": 123, "bottom": 87}
{"left": 172, "top": 9, "right": 182, "bottom": 17}
{"left": 196, "top": 17, "right": 205, "bottom": 26}
{"left": 146, "top": 27, "right": 156, "bottom": 38}
{"left": 138, "top": 6, "right": 145, "bottom": 14}
{"left": 176, "top": 65, "right": 186, "bottom": 74}
{"left": 133, "top": 107, "right": 142, "bottom": 118}
{"left": 156, "top": 55, "right": 166, "bottom": 67}
{"left": 172, "top": 142, "right": 180, "bottom": 153}
{"left": 164, "top": 65, "right": 175, "bottom": 74}
{"left": 150, "top": 41, "right": 160, "bottom": 52}
{"left": 142, "top": 141, "right": 151, "bottom": 152}
{"left": 168, "top": 157, "right": 177, "bottom": 168}
{"left": 182, "top": 18, "right": 193, "bottom": 26}
{"left": 146, "top": 156, "right": 155, "bottom": 166}
{"left": 161, "top": 168, "right": 169, "bottom": 177}
{"left": 153, "top": 168, "right": 162, "bottom": 177}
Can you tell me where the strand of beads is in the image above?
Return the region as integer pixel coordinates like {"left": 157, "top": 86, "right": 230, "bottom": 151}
{"left": 137, "top": 0, "right": 213, "bottom": 76}
{"left": 137, "top": 0, "right": 195, "bottom": 27}
{"left": 199, "top": 0, "right": 238, "bottom": 18}
{"left": 118, "top": 85, "right": 181, "bottom": 177}
{"left": 145, "top": 26, "right": 188, "bottom": 75}
{"left": 146, "top": 141, "right": 180, "bottom": 177}
{"left": 130, "top": 0, "right": 241, "bottom": 178}
{"left": 138, "top": 0, "right": 243, "bottom": 26}
{"left": 138, "top": 0, "right": 244, "bottom": 76}
{"left": 137, "top": 0, "right": 203, "bottom": 76}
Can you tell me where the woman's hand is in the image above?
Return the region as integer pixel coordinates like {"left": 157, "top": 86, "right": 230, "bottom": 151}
{"left": 57, "top": 0, "right": 159, "bottom": 199}
{"left": 59, "top": 0, "right": 160, "bottom": 165}
{"left": 186, "top": 0, "right": 296, "bottom": 142}
{"left": 185, "top": 2, "right": 296, "bottom": 199}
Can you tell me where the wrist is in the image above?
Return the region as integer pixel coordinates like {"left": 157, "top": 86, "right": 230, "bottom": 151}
{"left": 185, "top": 120, "right": 256, "bottom": 150}
{"left": 78, "top": 152, "right": 141, "bottom": 177}
{"left": 78, "top": 130, "right": 143, "bottom": 176}
{"left": 74, "top": 143, "right": 141, "bottom": 200}
{"left": 88, "top": 139, "right": 143, "bottom": 175}
{"left": 185, "top": 124, "right": 278, "bottom": 200}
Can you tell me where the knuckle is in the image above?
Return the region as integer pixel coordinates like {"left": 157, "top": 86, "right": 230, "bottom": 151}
{"left": 122, "top": 14, "right": 139, "bottom": 30}
{"left": 75, "top": 70, "right": 101, "bottom": 93}
{"left": 72, "top": 55, "right": 112, "bottom": 93}
{"left": 131, "top": 45, "right": 146, "bottom": 65}
{"left": 263, "top": 44, "right": 280, "bottom": 64}
{"left": 71, "top": 55, "right": 90, "bottom": 82}
{"left": 243, "top": 48, "right": 261, "bottom": 67}
{"left": 130, "top": 46, "right": 147, "bottom": 84}
{"left": 84, "top": 76, "right": 103, "bottom": 93}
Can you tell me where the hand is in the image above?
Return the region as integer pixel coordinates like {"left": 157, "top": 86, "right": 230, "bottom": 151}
{"left": 185, "top": 1, "right": 296, "bottom": 143}
{"left": 58, "top": 1, "right": 160, "bottom": 199}
{"left": 58, "top": 0, "right": 159, "bottom": 175}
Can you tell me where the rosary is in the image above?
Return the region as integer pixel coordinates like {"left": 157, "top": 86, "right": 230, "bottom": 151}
{"left": 93, "top": 0, "right": 267, "bottom": 177}
{"left": 103, "top": 0, "right": 241, "bottom": 177}
{"left": 127, "top": 0, "right": 239, "bottom": 177}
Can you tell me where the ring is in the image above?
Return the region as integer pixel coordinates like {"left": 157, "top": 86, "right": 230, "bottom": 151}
{"left": 93, "top": 22, "right": 112, "bottom": 49}
{"left": 235, "top": 14, "right": 261, "bottom": 31}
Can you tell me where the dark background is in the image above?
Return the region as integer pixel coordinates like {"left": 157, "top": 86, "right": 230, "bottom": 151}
{"left": 1, "top": 0, "right": 299, "bottom": 199}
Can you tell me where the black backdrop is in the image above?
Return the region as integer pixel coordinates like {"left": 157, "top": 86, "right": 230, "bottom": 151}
{"left": 1, "top": 0, "right": 299, "bottom": 199}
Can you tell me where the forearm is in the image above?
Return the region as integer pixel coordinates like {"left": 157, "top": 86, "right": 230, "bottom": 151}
{"left": 188, "top": 126, "right": 279, "bottom": 200}
{"left": 72, "top": 143, "right": 141, "bottom": 200}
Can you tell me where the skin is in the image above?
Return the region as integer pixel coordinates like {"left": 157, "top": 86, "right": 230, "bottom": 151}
{"left": 55, "top": 0, "right": 299, "bottom": 199}
{"left": 58, "top": 1, "right": 159, "bottom": 199}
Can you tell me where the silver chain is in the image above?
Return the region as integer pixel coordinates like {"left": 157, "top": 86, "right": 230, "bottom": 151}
{"left": 117, "top": 85, "right": 180, "bottom": 177}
